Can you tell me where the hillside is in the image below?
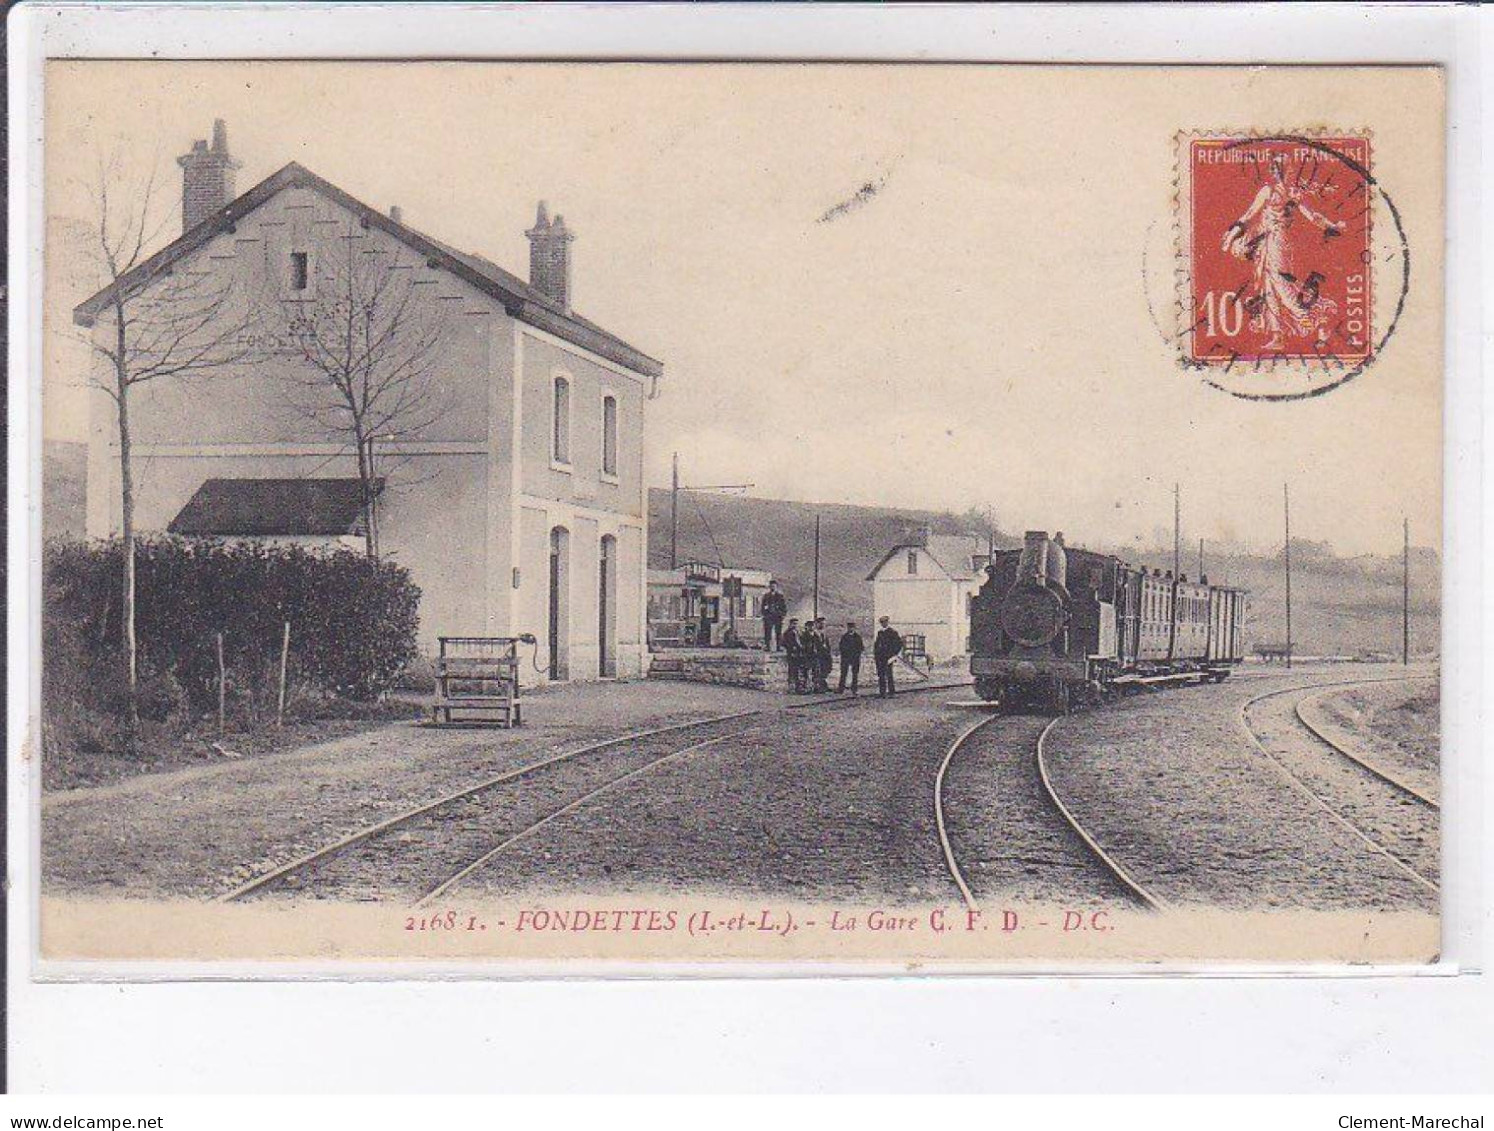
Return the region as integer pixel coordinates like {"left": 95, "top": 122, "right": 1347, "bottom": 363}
{"left": 647, "top": 489, "right": 1015, "bottom": 628}
{"left": 650, "top": 489, "right": 1441, "bottom": 657}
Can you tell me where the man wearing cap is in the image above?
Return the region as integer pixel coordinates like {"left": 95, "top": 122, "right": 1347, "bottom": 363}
{"left": 873, "top": 616, "right": 905, "bottom": 699}
{"left": 761, "top": 581, "right": 787, "bottom": 651}
{"left": 838, "top": 621, "right": 865, "bottom": 695}
{"left": 782, "top": 618, "right": 805, "bottom": 693}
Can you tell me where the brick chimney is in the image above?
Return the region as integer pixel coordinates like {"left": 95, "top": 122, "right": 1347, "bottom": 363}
{"left": 525, "top": 201, "right": 574, "bottom": 309}
{"left": 177, "top": 118, "right": 242, "bottom": 233}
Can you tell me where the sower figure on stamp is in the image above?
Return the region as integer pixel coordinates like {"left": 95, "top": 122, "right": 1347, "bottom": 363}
{"left": 782, "top": 617, "right": 805, "bottom": 693}
{"left": 761, "top": 581, "right": 787, "bottom": 651}
{"left": 874, "top": 616, "right": 904, "bottom": 699}
{"left": 1222, "top": 153, "right": 1343, "bottom": 352}
{"left": 838, "top": 621, "right": 864, "bottom": 695}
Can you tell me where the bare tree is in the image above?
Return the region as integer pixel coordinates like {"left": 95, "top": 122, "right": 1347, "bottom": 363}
{"left": 268, "top": 221, "right": 451, "bottom": 558}
{"left": 81, "top": 154, "right": 258, "bottom": 729}
{"left": 959, "top": 504, "right": 1005, "bottom": 560}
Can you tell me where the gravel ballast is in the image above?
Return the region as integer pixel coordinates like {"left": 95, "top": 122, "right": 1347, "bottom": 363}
{"left": 449, "top": 692, "right": 981, "bottom": 905}
{"left": 1038, "top": 670, "right": 1436, "bottom": 912}
{"left": 42, "top": 680, "right": 772, "bottom": 899}
{"left": 941, "top": 715, "right": 1140, "bottom": 907}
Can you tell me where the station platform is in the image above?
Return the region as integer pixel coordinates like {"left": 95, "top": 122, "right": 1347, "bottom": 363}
{"left": 648, "top": 647, "right": 790, "bottom": 691}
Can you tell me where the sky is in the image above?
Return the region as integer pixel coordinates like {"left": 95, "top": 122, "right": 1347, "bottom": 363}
{"left": 44, "top": 62, "right": 1445, "bottom": 557}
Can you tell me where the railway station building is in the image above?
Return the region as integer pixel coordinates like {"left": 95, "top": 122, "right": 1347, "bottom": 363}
{"left": 74, "top": 121, "right": 663, "bottom": 683}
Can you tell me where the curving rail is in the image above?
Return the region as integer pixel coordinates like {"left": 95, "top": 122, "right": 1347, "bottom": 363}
{"left": 935, "top": 712, "right": 1165, "bottom": 913}
{"left": 225, "top": 677, "right": 974, "bottom": 903}
{"left": 1238, "top": 677, "right": 1439, "bottom": 896}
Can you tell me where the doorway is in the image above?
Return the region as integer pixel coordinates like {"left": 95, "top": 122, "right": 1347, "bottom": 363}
{"left": 548, "top": 526, "right": 570, "bottom": 680}
{"left": 598, "top": 535, "right": 618, "bottom": 678}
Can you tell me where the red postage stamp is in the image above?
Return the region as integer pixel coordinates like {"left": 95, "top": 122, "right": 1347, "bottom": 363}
{"left": 1177, "top": 132, "right": 1384, "bottom": 396}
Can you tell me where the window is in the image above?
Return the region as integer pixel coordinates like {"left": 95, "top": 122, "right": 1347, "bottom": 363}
{"left": 290, "top": 251, "right": 309, "bottom": 291}
{"left": 552, "top": 375, "right": 571, "bottom": 465}
{"left": 907, "top": 550, "right": 919, "bottom": 575}
{"left": 602, "top": 394, "right": 618, "bottom": 477}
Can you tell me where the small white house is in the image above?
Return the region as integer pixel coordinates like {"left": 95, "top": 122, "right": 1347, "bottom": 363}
{"left": 866, "top": 533, "right": 990, "bottom": 661}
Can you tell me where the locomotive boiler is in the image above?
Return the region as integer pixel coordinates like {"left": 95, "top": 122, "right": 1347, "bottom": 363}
{"left": 969, "top": 530, "right": 1246, "bottom": 714}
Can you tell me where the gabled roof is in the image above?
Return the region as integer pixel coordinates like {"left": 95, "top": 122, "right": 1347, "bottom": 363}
{"left": 926, "top": 534, "right": 989, "bottom": 580}
{"left": 866, "top": 534, "right": 989, "bottom": 582}
{"left": 73, "top": 162, "right": 663, "bottom": 379}
{"left": 168, "top": 477, "right": 382, "bottom": 537}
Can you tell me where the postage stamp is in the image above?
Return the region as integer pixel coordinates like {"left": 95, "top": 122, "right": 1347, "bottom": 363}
{"left": 1175, "top": 131, "right": 1402, "bottom": 400}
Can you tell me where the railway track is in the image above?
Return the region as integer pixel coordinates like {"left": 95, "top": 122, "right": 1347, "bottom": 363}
{"left": 1239, "top": 677, "right": 1439, "bottom": 897}
{"left": 935, "top": 712, "right": 1164, "bottom": 913}
{"left": 225, "top": 678, "right": 972, "bottom": 905}
{"left": 1294, "top": 691, "right": 1439, "bottom": 808}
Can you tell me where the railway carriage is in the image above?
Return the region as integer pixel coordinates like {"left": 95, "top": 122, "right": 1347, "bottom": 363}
{"left": 970, "top": 530, "right": 1245, "bottom": 713}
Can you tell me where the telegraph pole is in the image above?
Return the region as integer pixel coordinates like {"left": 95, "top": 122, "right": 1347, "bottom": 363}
{"left": 812, "top": 514, "right": 821, "bottom": 621}
{"left": 670, "top": 452, "right": 680, "bottom": 570}
{"left": 1173, "top": 483, "right": 1181, "bottom": 579}
{"left": 1167, "top": 483, "right": 1181, "bottom": 660}
{"left": 667, "top": 451, "right": 753, "bottom": 571}
{"left": 1403, "top": 517, "right": 1410, "bottom": 665}
{"left": 1284, "top": 483, "right": 1293, "bottom": 670}
{"left": 1198, "top": 537, "right": 1205, "bottom": 580}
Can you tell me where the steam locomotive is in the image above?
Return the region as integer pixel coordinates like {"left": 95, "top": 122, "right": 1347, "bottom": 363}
{"left": 969, "top": 530, "right": 1246, "bottom": 714}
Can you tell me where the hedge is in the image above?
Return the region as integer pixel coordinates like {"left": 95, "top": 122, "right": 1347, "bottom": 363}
{"left": 44, "top": 537, "right": 422, "bottom": 711}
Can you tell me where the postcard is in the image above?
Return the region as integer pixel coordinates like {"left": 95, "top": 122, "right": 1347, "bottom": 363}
{"left": 36, "top": 60, "right": 1445, "bottom": 967}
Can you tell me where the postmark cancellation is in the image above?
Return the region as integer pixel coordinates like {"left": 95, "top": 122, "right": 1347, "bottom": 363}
{"left": 1174, "top": 131, "right": 1405, "bottom": 401}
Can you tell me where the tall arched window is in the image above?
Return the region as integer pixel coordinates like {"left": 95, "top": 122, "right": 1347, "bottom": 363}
{"left": 602, "top": 394, "right": 618, "bottom": 478}
{"left": 552, "top": 375, "right": 571, "bottom": 465}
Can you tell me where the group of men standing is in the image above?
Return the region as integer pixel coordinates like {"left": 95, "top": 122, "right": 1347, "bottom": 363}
{"left": 759, "top": 581, "right": 905, "bottom": 698}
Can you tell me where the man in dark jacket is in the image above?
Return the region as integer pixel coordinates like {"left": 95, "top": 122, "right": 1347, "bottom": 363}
{"left": 782, "top": 618, "right": 805, "bottom": 693}
{"left": 813, "top": 618, "right": 833, "bottom": 692}
{"left": 803, "top": 619, "right": 823, "bottom": 693}
{"left": 761, "top": 581, "right": 787, "bottom": 651}
{"left": 873, "top": 616, "right": 904, "bottom": 698}
{"left": 838, "top": 622, "right": 864, "bottom": 694}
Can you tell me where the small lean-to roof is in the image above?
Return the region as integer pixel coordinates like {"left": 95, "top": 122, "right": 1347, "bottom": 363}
{"left": 866, "top": 534, "right": 987, "bottom": 582}
{"left": 168, "top": 477, "right": 382, "bottom": 537}
{"left": 73, "top": 162, "right": 664, "bottom": 379}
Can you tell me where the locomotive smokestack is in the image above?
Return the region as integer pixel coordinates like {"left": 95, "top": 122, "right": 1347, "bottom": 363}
{"left": 1019, "top": 531, "right": 1049, "bottom": 582}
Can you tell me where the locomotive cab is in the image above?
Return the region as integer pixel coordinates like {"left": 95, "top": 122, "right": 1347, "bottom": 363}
{"left": 971, "top": 531, "right": 1092, "bottom": 713}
